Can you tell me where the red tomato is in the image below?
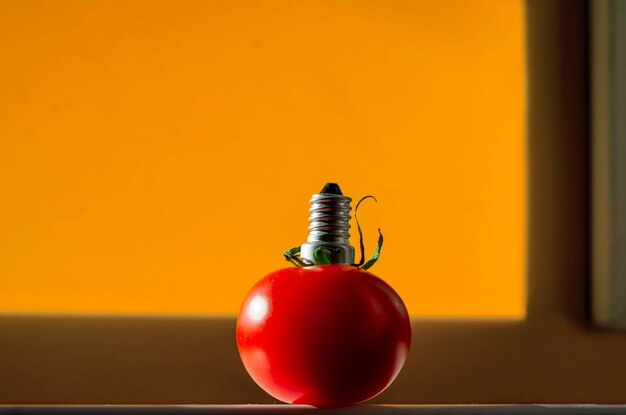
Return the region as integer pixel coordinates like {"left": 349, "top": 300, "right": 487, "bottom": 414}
{"left": 236, "top": 265, "right": 411, "bottom": 407}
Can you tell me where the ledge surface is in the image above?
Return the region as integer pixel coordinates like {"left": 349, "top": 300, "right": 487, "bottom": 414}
{"left": 2, "top": 405, "right": 626, "bottom": 415}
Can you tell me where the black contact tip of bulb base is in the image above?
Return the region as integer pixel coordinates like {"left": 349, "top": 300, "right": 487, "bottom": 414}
{"left": 320, "top": 183, "right": 343, "bottom": 195}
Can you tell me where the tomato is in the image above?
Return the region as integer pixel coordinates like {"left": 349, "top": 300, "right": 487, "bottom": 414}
{"left": 236, "top": 265, "right": 411, "bottom": 407}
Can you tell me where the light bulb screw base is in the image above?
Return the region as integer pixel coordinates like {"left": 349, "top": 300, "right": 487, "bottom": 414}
{"left": 300, "top": 183, "right": 355, "bottom": 265}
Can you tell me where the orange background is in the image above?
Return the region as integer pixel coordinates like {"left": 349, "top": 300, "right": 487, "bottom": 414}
{"left": 0, "top": 0, "right": 524, "bottom": 317}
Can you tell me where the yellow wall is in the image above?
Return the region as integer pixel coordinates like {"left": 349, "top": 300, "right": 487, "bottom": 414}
{"left": 0, "top": 0, "right": 524, "bottom": 317}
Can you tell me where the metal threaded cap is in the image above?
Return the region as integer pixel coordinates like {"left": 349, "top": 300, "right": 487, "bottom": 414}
{"left": 300, "top": 183, "right": 355, "bottom": 265}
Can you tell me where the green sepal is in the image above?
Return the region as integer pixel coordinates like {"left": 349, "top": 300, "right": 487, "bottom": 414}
{"left": 313, "top": 245, "right": 340, "bottom": 266}
{"left": 353, "top": 195, "right": 378, "bottom": 267}
{"left": 283, "top": 246, "right": 306, "bottom": 267}
{"left": 361, "top": 228, "right": 383, "bottom": 271}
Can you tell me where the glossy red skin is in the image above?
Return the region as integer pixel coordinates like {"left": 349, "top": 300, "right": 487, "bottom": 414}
{"left": 236, "top": 265, "right": 411, "bottom": 407}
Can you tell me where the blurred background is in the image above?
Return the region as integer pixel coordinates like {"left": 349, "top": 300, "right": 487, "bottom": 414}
{"left": 0, "top": 0, "right": 524, "bottom": 318}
